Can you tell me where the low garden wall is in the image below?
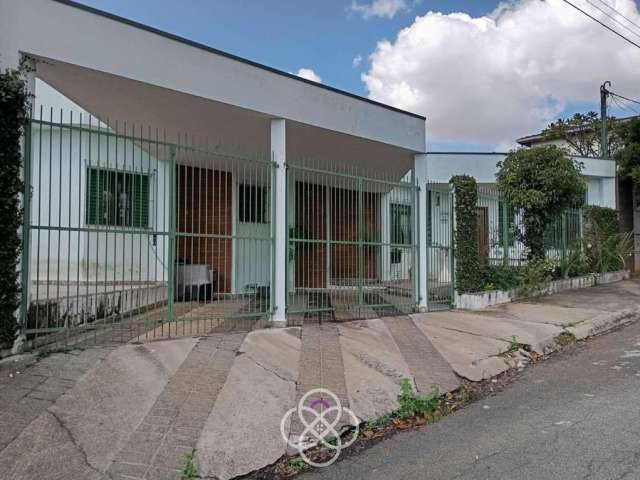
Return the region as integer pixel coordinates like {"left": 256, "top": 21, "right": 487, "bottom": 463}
{"left": 454, "top": 270, "right": 630, "bottom": 310}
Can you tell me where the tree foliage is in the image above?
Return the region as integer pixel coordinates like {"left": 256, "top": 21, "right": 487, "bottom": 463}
{"left": 0, "top": 65, "right": 29, "bottom": 347}
{"left": 451, "top": 175, "right": 482, "bottom": 293}
{"left": 542, "top": 112, "right": 622, "bottom": 158}
{"left": 496, "top": 146, "right": 586, "bottom": 261}
{"left": 615, "top": 117, "right": 640, "bottom": 184}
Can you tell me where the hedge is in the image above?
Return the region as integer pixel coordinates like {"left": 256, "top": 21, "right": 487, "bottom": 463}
{"left": 451, "top": 175, "right": 482, "bottom": 293}
{"left": 0, "top": 66, "right": 28, "bottom": 347}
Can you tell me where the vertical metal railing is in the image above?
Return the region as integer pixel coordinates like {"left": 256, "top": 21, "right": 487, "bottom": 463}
{"left": 425, "top": 181, "right": 455, "bottom": 310}
{"left": 285, "top": 162, "right": 418, "bottom": 324}
{"left": 20, "top": 108, "right": 274, "bottom": 349}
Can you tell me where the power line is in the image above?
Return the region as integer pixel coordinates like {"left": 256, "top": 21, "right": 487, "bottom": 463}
{"left": 583, "top": 0, "right": 640, "bottom": 39}
{"left": 594, "top": 0, "right": 640, "bottom": 32}
{"left": 611, "top": 94, "right": 639, "bottom": 114}
{"left": 560, "top": 0, "right": 640, "bottom": 49}
{"left": 609, "top": 91, "right": 640, "bottom": 106}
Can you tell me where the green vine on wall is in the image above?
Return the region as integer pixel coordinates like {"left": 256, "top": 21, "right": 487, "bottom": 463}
{"left": 451, "top": 175, "right": 482, "bottom": 293}
{"left": 0, "top": 64, "right": 29, "bottom": 347}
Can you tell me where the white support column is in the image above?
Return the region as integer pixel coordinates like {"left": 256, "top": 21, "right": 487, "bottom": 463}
{"left": 414, "top": 154, "right": 429, "bottom": 312}
{"left": 271, "top": 118, "right": 287, "bottom": 327}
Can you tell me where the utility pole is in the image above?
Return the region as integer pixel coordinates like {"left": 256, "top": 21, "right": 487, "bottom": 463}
{"left": 600, "top": 81, "right": 611, "bottom": 158}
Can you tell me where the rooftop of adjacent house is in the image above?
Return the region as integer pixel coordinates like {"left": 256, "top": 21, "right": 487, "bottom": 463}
{"left": 516, "top": 114, "right": 640, "bottom": 146}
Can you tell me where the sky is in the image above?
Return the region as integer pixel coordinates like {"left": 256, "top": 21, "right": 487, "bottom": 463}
{"left": 73, "top": 0, "right": 640, "bottom": 151}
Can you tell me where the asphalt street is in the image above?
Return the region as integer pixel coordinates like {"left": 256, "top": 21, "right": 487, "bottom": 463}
{"left": 301, "top": 320, "right": 640, "bottom": 480}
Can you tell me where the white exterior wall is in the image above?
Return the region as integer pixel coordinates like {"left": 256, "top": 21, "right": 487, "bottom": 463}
{"left": 29, "top": 125, "right": 170, "bottom": 284}
{"left": 426, "top": 153, "right": 617, "bottom": 208}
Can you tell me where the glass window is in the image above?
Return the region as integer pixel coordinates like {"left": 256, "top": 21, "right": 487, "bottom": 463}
{"left": 390, "top": 203, "right": 411, "bottom": 245}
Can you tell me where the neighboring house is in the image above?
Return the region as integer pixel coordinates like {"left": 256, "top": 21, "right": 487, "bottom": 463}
{"left": 517, "top": 122, "right": 640, "bottom": 271}
{"left": 1, "top": 0, "right": 618, "bottom": 337}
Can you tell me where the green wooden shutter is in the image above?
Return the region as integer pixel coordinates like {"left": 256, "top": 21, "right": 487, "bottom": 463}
{"left": 131, "top": 173, "right": 149, "bottom": 228}
{"left": 86, "top": 168, "right": 101, "bottom": 225}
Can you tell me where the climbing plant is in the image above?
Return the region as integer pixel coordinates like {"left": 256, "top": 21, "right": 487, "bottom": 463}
{"left": 0, "top": 65, "right": 29, "bottom": 347}
{"left": 496, "top": 146, "right": 586, "bottom": 261}
{"left": 451, "top": 175, "right": 482, "bottom": 293}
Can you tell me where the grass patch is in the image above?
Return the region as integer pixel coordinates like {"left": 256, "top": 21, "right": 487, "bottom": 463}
{"left": 498, "top": 335, "right": 520, "bottom": 357}
{"left": 555, "top": 331, "right": 577, "bottom": 347}
{"left": 182, "top": 449, "right": 198, "bottom": 480}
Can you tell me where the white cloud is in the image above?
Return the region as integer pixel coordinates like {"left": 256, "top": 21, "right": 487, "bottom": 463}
{"left": 350, "top": 0, "right": 408, "bottom": 19}
{"left": 295, "top": 68, "right": 322, "bottom": 83}
{"left": 362, "top": 0, "right": 640, "bottom": 147}
{"left": 353, "top": 55, "right": 363, "bottom": 68}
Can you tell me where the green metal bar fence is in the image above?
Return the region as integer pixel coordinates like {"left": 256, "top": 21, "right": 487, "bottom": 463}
{"left": 285, "top": 161, "right": 418, "bottom": 324}
{"left": 20, "top": 108, "right": 275, "bottom": 349}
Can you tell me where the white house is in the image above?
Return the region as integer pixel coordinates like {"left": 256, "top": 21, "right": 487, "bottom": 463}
{"left": 1, "top": 0, "right": 618, "bottom": 339}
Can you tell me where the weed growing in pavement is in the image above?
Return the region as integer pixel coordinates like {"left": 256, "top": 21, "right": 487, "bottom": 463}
{"left": 288, "top": 457, "right": 308, "bottom": 473}
{"left": 498, "top": 335, "right": 520, "bottom": 357}
{"left": 396, "top": 379, "right": 441, "bottom": 420}
{"left": 365, "top": 413, "right": 393, "bottom": 430}
{"left": 555, "top": 331, "right": 577, "bottom": 347}
{"left": 182, "top": 449, "right": 199, "bottom": 480}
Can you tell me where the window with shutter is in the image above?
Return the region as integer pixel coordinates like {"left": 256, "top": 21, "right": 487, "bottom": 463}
{"left": 86, "top": 167, "right": 150, "bottom": 228}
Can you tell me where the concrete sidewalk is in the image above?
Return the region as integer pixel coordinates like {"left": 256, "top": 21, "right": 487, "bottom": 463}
{"left": 0, "top": 279, "right": 638, "bottom": 480}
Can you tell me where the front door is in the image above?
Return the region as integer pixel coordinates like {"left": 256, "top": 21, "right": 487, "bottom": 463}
{"left": 235, "top": 183, "right": 271, "bottom": 293}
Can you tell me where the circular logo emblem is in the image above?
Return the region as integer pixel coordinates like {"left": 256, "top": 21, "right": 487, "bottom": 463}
{"left": 281, "top": 388, "right": 359, "bottom": 467}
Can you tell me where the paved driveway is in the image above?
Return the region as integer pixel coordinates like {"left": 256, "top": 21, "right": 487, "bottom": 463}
{"left": 0, "top": 279, "right": 638, "bottom": 480}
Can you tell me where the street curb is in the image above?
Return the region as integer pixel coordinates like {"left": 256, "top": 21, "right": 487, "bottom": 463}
{"left": 566, "top": 307, "right": 640, "bottom": 340}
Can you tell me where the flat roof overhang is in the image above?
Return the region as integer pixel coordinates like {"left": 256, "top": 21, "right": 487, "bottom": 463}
{"left": 32, "top": 58, "right": 417, "bottom": 182}
{"left": 0, "top": 0, "right": 426, "bottom": 155}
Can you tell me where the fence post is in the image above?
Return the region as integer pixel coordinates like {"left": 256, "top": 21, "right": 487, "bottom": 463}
{"left": 413, "top": 154, "right": 428, "bottom": 311}
{"left": 357, "top": 176, "right": 364, "bottom": 309}
{"left": 271, "top": 119, "right": 287, "bottom": 327}
{"left": 19, "top": 117, "right": 32, "bottom": 340}
{"left": 167, "top": 145, "right": 176, "bottom": 324}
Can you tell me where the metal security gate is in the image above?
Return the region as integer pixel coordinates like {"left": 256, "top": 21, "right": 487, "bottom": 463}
{"left": 425, "top": 182, "right": 454, "bottom": 310}
{"left": 286, "top": 164, "right": 418, "bottom": 324}
{"left": 20, "top": 108, "right": 273, "bottom": 350}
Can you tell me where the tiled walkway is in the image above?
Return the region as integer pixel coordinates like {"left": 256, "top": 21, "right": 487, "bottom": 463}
{"left": 383, "top": 316, "right": 460, "bottom": 394}
{"left": 107, "top": 333, "right": 245, "bottom": 480}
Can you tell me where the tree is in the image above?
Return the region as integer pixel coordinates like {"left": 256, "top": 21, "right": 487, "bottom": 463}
{"left": 496, "top": 146, "right": 586, "bottom": 261}
{"left": 542, "top": 112, "right": 622, "bottom": 158}
{"left": 0, "top": 65, "right": 29, "bottom": 347}
{"left": 615, "top": 117, "right": 640, "bottom": 184}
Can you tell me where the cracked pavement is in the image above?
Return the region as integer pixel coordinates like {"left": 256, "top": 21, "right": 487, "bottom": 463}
{"left": 300, "top": 319, "right": 640, "bottom": 480}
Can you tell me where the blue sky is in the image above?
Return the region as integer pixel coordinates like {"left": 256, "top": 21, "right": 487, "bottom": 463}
{"left": 74, "top": 0, "right": 502, "bottom": 97}
{"left": 70, "top": 0, "right": 640, "bottom": 150}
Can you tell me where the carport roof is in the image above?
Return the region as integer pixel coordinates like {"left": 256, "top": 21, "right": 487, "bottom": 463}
{"left": 51, "top": 0, "right": 425, "bottom": 121}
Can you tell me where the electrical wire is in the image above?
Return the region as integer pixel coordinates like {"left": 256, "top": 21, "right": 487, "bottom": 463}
{"left": 594, "top": 0, "right": 640, "bottom": 32}
{"left": 611, "top": 94, "right": 639, "bottom": 114}
{"left": 560, "top": 0, "right": 640, "bottom": 49}
{"left": 609, "top": 91, "right": 640, "bottom": 106}
{"left": 582, "top": 0, "right": 640, "bottom": 39}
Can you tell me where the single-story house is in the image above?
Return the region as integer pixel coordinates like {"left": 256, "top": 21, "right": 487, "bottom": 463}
{"left": 0, "top": 0, "right": 618, "bottom": 339}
